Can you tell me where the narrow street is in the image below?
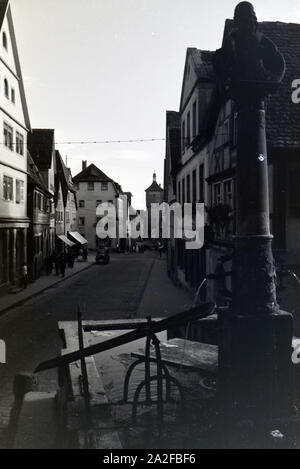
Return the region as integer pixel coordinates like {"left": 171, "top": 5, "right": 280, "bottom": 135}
{"left": 0, "top": 251, "right": 191, "bottom": 446}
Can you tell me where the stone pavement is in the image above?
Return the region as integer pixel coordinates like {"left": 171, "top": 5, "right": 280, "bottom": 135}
{"left": 138, "top": 252, "right": 192, "bottom": 318}
{"left": 0, "top": 259, "right": 93, "bottom": 316}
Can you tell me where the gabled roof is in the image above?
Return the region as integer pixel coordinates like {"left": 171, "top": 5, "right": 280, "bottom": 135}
{"left": 166, "top": 110, "right": 180, "bottom": 128}
{"left": 55, "top": 150, "right": 76, "bottom": 193}
{"left": 145, "top": 175, "right": 164, "bottom": 193}
{"left": 73, "top": 163, "right": 112, "bottom": 183}
{"left": 189, "top": 48, "right": 215, "bottom": 81}
{"left": 145, "top": 181, "right": 164, "bottom": 192}
{"left": 27, "top": 151, "right": 50, "bottom": 195}
{"left": 113, "top": 181, "right": 123, "bottom": 195}
{"left": 222, "top": 19, "right": 300, "bottom": 149}
{"left": 27, "top": 129, "right": 55, "bottom": 168}
{"left": 179, "top": 48, "right": 215, "bottom": 111}
{"left": 1, "top": 2, "right": 31, "bottom": 130}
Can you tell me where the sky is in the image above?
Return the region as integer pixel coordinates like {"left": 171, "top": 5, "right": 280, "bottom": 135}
{"left": 9, "top": 0, "right": 300, "bottom": 208}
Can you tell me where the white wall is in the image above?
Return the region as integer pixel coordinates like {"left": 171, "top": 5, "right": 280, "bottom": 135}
{"left": 0, "top": 12, "right": 28, "bottom": 221}
{"left": 76, "top": 181, "right": 118, "bottom": 249}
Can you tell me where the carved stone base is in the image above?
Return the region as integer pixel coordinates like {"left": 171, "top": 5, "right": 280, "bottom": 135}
{"left": 232, "top": 236, "right": 279, "bottom": 316}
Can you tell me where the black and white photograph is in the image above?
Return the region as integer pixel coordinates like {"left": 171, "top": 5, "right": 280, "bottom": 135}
{"left": 0, "top": 0, "right": 300, "bottom": 453}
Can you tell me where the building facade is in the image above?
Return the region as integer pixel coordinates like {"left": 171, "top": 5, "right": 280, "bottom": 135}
{"left": 0, "top": 1, "right": 31, "bottom": 293}
{"left": 164, "top": 20, "right": 300, "bottom": 300}
{"left": 27, "top": 129, "right": 56, "bottom": 275}
{"left": 164, "top": 49, "right": 215, "bottom": 292}
{"left": 27, "top": 152, "right": 53, "bottom": 281}
{"left": 54, "top": 151, "right": 78, "bottom": 252}
{"left": 73, "top": 161, "right": 124, "bottom": 250}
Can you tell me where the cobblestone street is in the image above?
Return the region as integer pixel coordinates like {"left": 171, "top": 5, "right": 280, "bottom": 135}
{"left": 0, "top": 251, "right": 191, "bottom": 447}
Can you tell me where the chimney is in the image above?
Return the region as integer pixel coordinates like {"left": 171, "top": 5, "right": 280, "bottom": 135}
{"left": 82, "top": 160, "right": 87, "bottom": 170}
{"left": 153, "top": 173, "right": 156, "bottom": 182}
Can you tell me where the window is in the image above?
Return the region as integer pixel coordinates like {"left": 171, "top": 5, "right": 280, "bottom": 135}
{"left": 192, "top": 101, "right": 197, "bottom": 138}
{"left": 224, "top": 179, "right": 233, "bottom": 209}
{"left": 223, "top": 119, "right": 230, "bottom": 145}
{"left": 182, "top": 120, "right": 185, "bottom": 153}
{"left": 88, "top": 182, "right": 94, "bottom": 191}
{"left": 3, "top": 175, "right": 13, "bottom": 201}
{"left": 16, "top": 180, "right": 24, "bottom": 204}
{"left": 37, "top": 193, "right": 42, "bottom": 210}
{"left": 186, "top": 112, "right": 191, "bottom": 146}
{"left": 186, "top": 174, "right": 191, "bottom": 203}
{"left": 233, "top": 112, "right": 238, "bottom": 146}
{"left": 56, "top": 211, "right": 63, "bottom": 222}
{"left": 66, "top": 211, "right": 70, "bottom": 223}
{"left": 213, "top": 183, "right": 222, "bottom": 205}
{"left": 2, "top": 32, "right": 7, "bottom": 50}
{"left": 192, "top": 170, "right": 197, "bottom": 203}
{"left": 4, "top": 79, "right": 8, "bottom": 98}
{"left": 101, "top": 182, "right": 108, "bottom": 191}
{"left": 79, "top": 217, "right": 85, "bottom": 226}
{"left": 108, "top": 199, "right": 113, "bottom": 205}
{"left": 79, "top": 200, "right": 85, "bottom": 208}
{"left": 11, "top": 88, "right": 15, "bottom": 103}
{"left": 16, "top": 132, "right": 24, "bottom": 155}
{"left": 3, "top": 122, "right": 13, "bottom": 150}
{"left": 96, "top": 200, "right": 102, "bottom": 207}
{"left": 199, "top": 164, "right": 204, "bottom": 203}
{"left": 44, "top": 198, "right": 50, "bottom": 213}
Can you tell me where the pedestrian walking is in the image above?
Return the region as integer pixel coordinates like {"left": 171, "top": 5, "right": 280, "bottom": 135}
{"left": 82, "top": 247, "right": 88, "bottom": 261}
{"left": 60, "top": 256, "right": 66, "bottom": 277}
{"left": 21, "top": 263, "right": 28, "bottom": 289}
{"left": 53, "top": 253, "right": 60, "bottom": 276}
{"left": 69, "top": 253, "right": 75, "bottom": 268}
{"left": 158, "top": 242, "right": 163, "bottom": 258}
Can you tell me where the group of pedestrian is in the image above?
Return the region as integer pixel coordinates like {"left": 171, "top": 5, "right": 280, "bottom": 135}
{"left": 44, "top": 251, "right": 76, "bottom": 278}
{"left": 20, "top": 247, "right": 84, "bottom": 290}
{"left": 52, "top": 252, "right": 68, "bottom": 277}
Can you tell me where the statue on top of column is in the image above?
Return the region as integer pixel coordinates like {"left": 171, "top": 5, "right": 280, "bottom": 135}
{"left": 214, "top": 2, "right": 285, "bottom": 99}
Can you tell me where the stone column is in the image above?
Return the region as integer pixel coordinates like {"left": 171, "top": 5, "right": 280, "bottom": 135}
{"left": 215, "top": 2, "right": 294, "bottom": 434}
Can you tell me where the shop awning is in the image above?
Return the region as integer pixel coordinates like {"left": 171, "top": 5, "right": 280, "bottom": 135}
{"left": 57, "top": 235, "right": 75, "bottom": 247}
{"left": 69, "top": 231, "right": 88, "bottom": 245}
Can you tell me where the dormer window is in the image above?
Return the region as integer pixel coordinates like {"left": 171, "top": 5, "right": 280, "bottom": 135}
{"left": 4, "top": 79, "right": 9, "bottom": 98}
{"left": 2, "top": 32, "right": 7, "bottom": 50}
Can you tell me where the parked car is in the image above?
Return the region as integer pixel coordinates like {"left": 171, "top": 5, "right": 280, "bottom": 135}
{"left": 95, "top": 246, "right": 110, "bottom": 264}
